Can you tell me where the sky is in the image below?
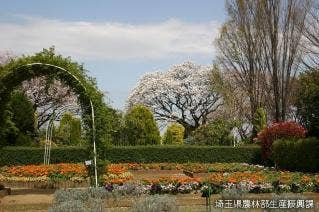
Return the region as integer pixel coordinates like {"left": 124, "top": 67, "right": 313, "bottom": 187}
{"left": 0, "top": 0, "right": 226, "bottom": 110}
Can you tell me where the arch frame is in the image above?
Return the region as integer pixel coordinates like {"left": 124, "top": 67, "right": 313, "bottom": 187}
{"left": 0, "top": 54, "right": 100, "bottom": 187}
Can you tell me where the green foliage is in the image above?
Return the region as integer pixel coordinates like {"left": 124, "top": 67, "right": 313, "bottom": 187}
{"left": 123, "top": 105, "right": 160, "bottom": 145}
{"left": 55, "top": 112, "right": 83, "bottom": 146}
{"left": 0, "top": 91, "right": 36, "bottom": 146}
{"left": 296, "top": 69, "right": 319, "bottom": 137}
{"left": 102, "top": 145, "right": 262, "bottom": 164}
{"left": 0, "top": 146, "right": 262, "bottom": 165}
{"left": 0, "top": 146, "right": 89, "bottom": 165}
{"left": 272, "top": 138, "right": 319, "bottom": 172}
{"left": 192, "top": 119, "right": 237, "bottom": 146}
{"left": 252, "top": 107, "right": 267, "bottom": 137}
{"left": 102, "top": 110, "right": 124, "bottom": 146}
{"left": 162, "top": 123, "right": 184, "bottom": 145}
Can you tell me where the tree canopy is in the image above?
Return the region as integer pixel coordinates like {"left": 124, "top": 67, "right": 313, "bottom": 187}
{"left": 123, "top": 105, "right": 161, "bottom": 145}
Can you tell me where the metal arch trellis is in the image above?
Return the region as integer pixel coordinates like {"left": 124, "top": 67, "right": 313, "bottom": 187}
{"left": 11, "top": 63, "right": 99, "bottom": 188}
{"left": 44, "top": 104, "right": 80, "bottom": 165}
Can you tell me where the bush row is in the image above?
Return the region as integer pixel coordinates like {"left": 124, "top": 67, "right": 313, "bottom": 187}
{"left": 0, "top": 145, "right": 262, "bottom": 166}
{"left": 0, "top": 146, "right": 89, "bottom": 166}
{"left": 272, "top": 138, "right": 319, "bottom": 172}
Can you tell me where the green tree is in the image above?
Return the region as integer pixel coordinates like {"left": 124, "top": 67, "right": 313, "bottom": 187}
{"left": 192, "top": 119, "right": 237, "bottom": 146}
{"left": 252, "top": 107, "right": 267, "bottom": 138}
{"left": 162, "top": 123, "right": 184, "bottom": 145}
{"left": 0, "top": 91, "right": 36, "bottom": 146}
{"left": 124, "top": 105, "right": 160, "bottom": 145}
{"left": 55, "top": 112, "right": 83, "bottom": 146}
{"left": 296, "top": 69, "right": 319, "bottom": 137}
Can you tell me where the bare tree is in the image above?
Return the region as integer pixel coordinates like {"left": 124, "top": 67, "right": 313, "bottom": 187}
{"left": 21, "top": 77, "right": 80, "bottom": 129}
{"left": 0, "top": 51, "right": 14, "bottom": 65}
{"left": 216, "top": 0, "right": 270, "bottom": 120}
{"left": 210, "top": 65, "right": 253, "bottom": 140}
{"left": 258, "top": 0, "right": 311, "bottom": 121}
{"left": 217, "top": 0, "right": 311, "bottom": 122}
{"left": 303, "top": 0, "right": 319, "bottom": 68}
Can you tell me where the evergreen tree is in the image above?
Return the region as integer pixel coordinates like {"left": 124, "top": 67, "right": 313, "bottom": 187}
{"left": 162, "top": 123, "right": 184, "bottom": 145}
{"left": 124, "top": 105, "right": 160, "bottom": 145}
{"left": 1, "top": 91, "right": 36, "bottom": 146}
{"left": 252, "top": 107, "right": 267, "bottom": 138}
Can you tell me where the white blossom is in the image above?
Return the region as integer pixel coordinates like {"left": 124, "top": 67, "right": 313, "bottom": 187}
{"left": 128, "top": 61, "right": 223, "bottom": 135}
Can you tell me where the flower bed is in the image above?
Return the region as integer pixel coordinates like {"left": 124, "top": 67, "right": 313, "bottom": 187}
{"left": 1, "top": 163, "right": 318, "bottom": 194}
{"left": 103, "top": 171, "right": 319, "bottom": 196}
{"left": 0, "top": 163, "right": 89, "bottom": 188}
{"left": 103, "top": 164, "right": 133, "bottom": 184}
{"left": 102, "top": 163, "right": 319, "bottom": 195}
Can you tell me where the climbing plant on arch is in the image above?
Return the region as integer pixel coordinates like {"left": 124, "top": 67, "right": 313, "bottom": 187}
{"left": 0, "top": 48, "right": 117, "bottom": 150}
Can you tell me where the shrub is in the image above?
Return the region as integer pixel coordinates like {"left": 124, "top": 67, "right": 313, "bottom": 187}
{"left": 49, "top": 188, "right": 108, "bottom": 212}
{"left": 252, "top": 107, "right": 267, "bottom": 138}
{"left": 131, "top": 194, "right": 177, "bottom": 212}
{"left": 162, "top": 123, "right": 184, "bottom": 145}
{"left": 123, "top": 105, "right": 161, "bottom": 145}
{"left": 192, "top": 119, "right": 236, "bottom": 146}
{"left": 49, "top": 200, "right": 86, "bottom": 212}
{"left": 272, "top": 138, "right": 319, "bottom": 172}
{"left": 255, "top": 121, "right": 306, "bottom": 163}
{"left": 296, "top": 68, "right": 319, "bottom": 137}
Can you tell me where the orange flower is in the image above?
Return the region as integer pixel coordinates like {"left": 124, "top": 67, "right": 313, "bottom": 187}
{"left": 6, "top": 163, "right": 87, "bottom": 177}
{"left": 104, "top": 175, "right": 132, "bottom": 185}
{"left": 107, "top": 164, "right": 127, "bottom": 175}
{"left": 227, "top": 177, "right": 237, "bottom": 184}
{"left": 301, "top": 175, "right": 311, "bottom": 184}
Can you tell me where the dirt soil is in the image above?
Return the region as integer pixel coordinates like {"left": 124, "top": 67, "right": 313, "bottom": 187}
{"left": 131, "top": 170, "right": 186, "bottom": 180}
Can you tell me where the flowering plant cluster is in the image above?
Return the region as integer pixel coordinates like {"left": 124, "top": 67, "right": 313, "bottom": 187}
{"left": 103, "top": 173, "right": 319, "bottom": 197}
{"left": 0, "top": 163, "right": 88, "bottom": 184}
{"left": 103, "top": 170, "right": 319, "bottom": 195}
{"left": 105, "top": 176, "right": 201, "bottom": 195}
{"left": 255, "top": 121, "right": 307, "bottom": 161}
{"left": 141, "top": 176, "right": 201, "bottom": 194}
{"left": 4, "top": 163, "right": 87, "bottom": 177}
{"left": 103, "top": 164, "right": 133, "bottom": 185}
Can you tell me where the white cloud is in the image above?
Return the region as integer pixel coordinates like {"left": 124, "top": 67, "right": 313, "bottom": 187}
{"left": 0, "top": 16, "right": 220, "bottom": 60}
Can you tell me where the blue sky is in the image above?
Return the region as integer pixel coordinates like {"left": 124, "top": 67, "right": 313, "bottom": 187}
{"left": 0, "top": 0, "right": 226, "bottom": 109}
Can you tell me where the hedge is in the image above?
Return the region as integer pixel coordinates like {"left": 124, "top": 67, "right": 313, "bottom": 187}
{"left": 0, "top": 146, "right": 89, "bottom": 166}
{"left": 101, "top": 145, "right": 262, "bottom": 164}
{"left": 0, "top": 145, "right": 262, "bottom": 166}
{"left": 272, "top": 138, "right": 319, "bottom": 172}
